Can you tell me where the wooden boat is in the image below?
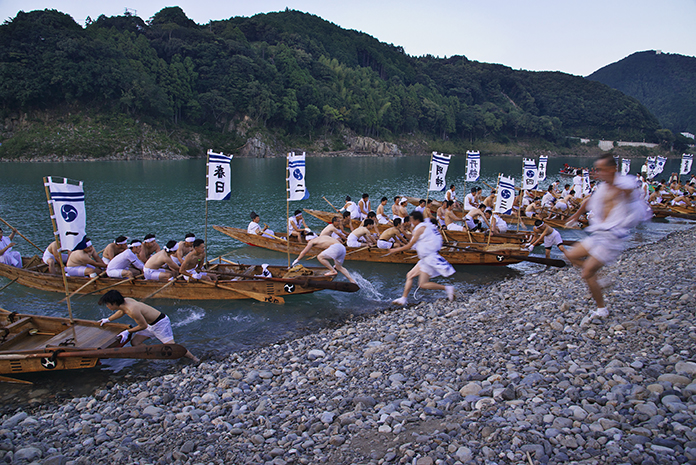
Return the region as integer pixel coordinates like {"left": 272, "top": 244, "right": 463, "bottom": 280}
{"left": 0, "top": 307, "right": 187, "bottom": 380}
{"left": 0, "top": 257, "right": 351, "bottom": 303}
{"left": 302, "top": 208, "right": 530, "bottom": 244}
{"left": 213, "top": 225, "right": 531, "bottom": 266}
{"left": 651, "top": 204, "right": 696, "bottom": 220}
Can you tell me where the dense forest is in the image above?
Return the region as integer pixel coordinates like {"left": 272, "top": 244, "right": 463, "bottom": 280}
{"left": 588, "top": 50, "right": 696, "bottom": 136}
{"left": 0, "top": 8, "right": 671, "bottom": 159}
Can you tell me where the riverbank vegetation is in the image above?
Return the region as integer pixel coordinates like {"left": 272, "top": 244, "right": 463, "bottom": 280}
{"left": 0, "top": 8, "right": 690, "bottom": 160}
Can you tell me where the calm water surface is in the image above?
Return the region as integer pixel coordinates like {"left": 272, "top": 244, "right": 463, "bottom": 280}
{"left": 0, "top": 155, "right": 691, "bottom": 400}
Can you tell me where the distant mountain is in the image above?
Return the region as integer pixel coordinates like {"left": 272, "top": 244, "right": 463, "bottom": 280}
{"left": 587, "top": 50, "right": 696, "bottom": 135}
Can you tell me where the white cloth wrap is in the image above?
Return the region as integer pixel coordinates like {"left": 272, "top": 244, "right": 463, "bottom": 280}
{"left": 376, "top": 214, "right": 390, "bottom": 224}
{"left": 65, "top": 265, "right": 94, "bottom": 277}
{"left": 106, "top": 249, "right": 144, "bottom": 274}
{"left": 346, "top": 233, "right": 362, "bottom": 248}
{"left": 493, "top": 215, "right": 508, "bottom": 233}
{"left": 319, "top": 243, "right": 346, "bottom": 264}
{"left": 446, "top": 223, "right": 464, "bottom": 231}
{"left": 417, "top": 254, "right": 455, "bottom": 278}
{"left": 144, "top": 268, "right": 167, "bottom": 280}
{"left": 377, "top": 239, "right": 394, "bottom": 249}
{"left": 463, "top": 215, "right": 476, "bottom": 230}
{"left": 137, "top": 315, "right": 174, "bottom": 343}
{"left": 543, "top": 229, "right": 564, "bottom": 248}
{"left": 106, "top": 269, "right": 127, "bottom": 278}
{"left": 580, "top": 231, "right": 625, "bottom": 266}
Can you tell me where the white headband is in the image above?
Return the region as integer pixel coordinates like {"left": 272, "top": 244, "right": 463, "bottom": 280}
{"left": 164, "top": 243, "right": 179, "bottom": 253}
{"left": 144, "top": 237, "right": 156, "bottom": 243}
{"left": 129, "top": 241, "right": 142, "bottom": 248}
{"left": 85, "top": 240, "right": 93, "bottom": 247}
{"left": 185, "top": 237, "right": 195, "bottom": 243}
{"left": 116, "top": 239, "right": 127, "bottom": 245}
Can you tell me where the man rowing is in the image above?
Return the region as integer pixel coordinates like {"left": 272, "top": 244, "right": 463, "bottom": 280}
{"left": 375, "top": 197, "right": 391, "bottom": 224}
{"left": 340, "top": 196, "right": 361, "bottom": 220}
{"left": 358, "top": 193, "right": 371, "bottom": 220}
{"left": 387, "top": 211, "right": 454, "bottom": 305}
{"left": 464, "top": 187, "right": 477, "bottom": 211}
{"left": 288, "top": 210, "right": 313, "bottom": 243}
{"left": 102, "top": 236, "right": 128, "bottom": 264}
{"left": 527, "top": 220, "right": 567, "bottom": 259}
{"left": 320, "top": 216, "right": 347, "bottom": 242}
{"left": 65, "top": 237, "right": 106, "bottom": 277}
{"left": 138, "top": 234, "right": 161, "bottom": 263}
{"left": 0, "top": 226, "right": 21, "bottom": 268}
{"left": 464, "top": 203, "right": 490, "bottom": 231}
{"left": 41, "top": 240, "right": 69, "bottom": 275}
{"left": 377, "top": 218, "right": 407, "bottom": 249}
{"left": 292, "top": 236, "right": 357, "bottom": 284}
{"left": 445, "top": 200, "right": 464, "bottom": 231}
{"left": 346, "top": 219, "right": 377, "bottom": 248}
{"left": 180, "top": 239, "right": 216, "bottom": 282}
{"left": 98, "top": 290, "right": 199, "bottom": 363}
{"left": 175, "top": 233, "right": 196, "bottom": 266}
{"left": 484, "top": 209, "right": 508, "bottom": 234}
{"left": 414, "top": 199, "right": 427, "bottom": 214}
{"left": 248, "top": 212, "right": 277, "bottom": 239}
{"left": 106, "top": 240, "right": 145, "bottom": 278}
{"left": 144, "top": 240, "right": 182, "bottom": 281}
{"left": 445, "top": 184, "right": 461, "bottom": 208}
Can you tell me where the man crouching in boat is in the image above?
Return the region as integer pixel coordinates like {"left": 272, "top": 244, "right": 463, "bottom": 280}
{"left": 65, "top": 237, "right": 106, "bottom": 277}
{"left": 179, "top": 239, "right": 216, "bottom": 282}
{"left": 98, "top": 290, "right": 199, "bottom": 363}
{"left": 292, "top": 235, "right": 357, "bottom": 284}
{"left": 385, "top": 211, "right": 455, "bottom": 306}
{"left": 143, "top": 240, "right": 181, "bottom": 281}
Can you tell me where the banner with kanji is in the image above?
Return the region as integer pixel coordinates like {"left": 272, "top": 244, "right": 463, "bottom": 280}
{"left": 494, "top": 175, "right": 515, "bottom": 215}
{"left": 428, "top": 152, "right": 451, "bottom": 191}
{"left": 206, "top": 150, "right": 232, "bottom": 201}
{"left": 582, "top": 169, "right": 591, "bottom": 196}
{"left": 681, "top": 154, "right": 693, "bottom": 175}
{"left": 46, "top": 177, "right": 86, "bottom": 252}
{"left": 621, "top": 158, "right": 631, "bottom": 176}
{"left": 537, "top": 155, "right": 548, "bottom": 182}
{"left": 465, "top": 151, "right": 480, "bottom": 182}
{"left": 287, "top": 152, "right": 309, "bottom": 201}
{"left": 646, "top": 156, "right": 657, "bottom": 179}
{"left": 522, "top": 158, "right": 538, "bottom": 190}
{"left": 655, "top": 156, "right": 667, "bottom": 176}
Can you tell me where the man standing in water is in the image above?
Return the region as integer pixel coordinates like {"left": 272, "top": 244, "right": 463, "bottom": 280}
{"left": 565, "top": 153, "right": 649, "bottom": 325}
{"left": 98, "top": 290, "right": 199, "bottom": 363}
{"left": 386, "top": 211, "right": 455, "bottom": 305}
{"left": 292, "top": 235, "right": 357, "bottom": 284}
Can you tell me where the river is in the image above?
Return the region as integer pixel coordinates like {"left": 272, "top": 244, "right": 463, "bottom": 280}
{"left": 0, "top": 155, "right": 692, "bottom": 403}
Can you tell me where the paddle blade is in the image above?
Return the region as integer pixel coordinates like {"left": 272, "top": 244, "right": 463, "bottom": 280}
{"left": 306, "top": 279, "right": 359, "bottom": 292}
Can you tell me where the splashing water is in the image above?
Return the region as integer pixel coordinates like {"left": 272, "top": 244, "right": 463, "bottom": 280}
{"left": 351, "top": 271, "right": 383, "bottom": 301}
{"left": 172, "top": 307, "right": 206, "bottom": 328}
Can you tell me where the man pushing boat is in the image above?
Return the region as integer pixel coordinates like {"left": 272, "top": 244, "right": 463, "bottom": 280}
{"left": 98, "top": 290, "right": 199, "bottom": 363}
{"left": 292, "top": 235, "right": 357, "bottom": 284}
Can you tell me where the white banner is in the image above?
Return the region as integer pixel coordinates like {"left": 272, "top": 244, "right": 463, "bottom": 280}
{"left": 582, "top": 169, "right": 591, "bottom": 196}
{"left": 655, "top": 156, "right": 667, "bottom": 176}
{"left": 537, "top": 155, "right": 548, "bottom": 182}
{"left": 428, "top": 152, "right": 451, "bottom": 191}
{"left": 621, "top": 158, "right": 631, "bottom": 176}
{"left": 206, "top": 150, "right": 233, "bottom": 201}
{"left": 466, "top": 151, "right": 480, "bottom": 182}
{"left": 494, "top": 175, "right": 515, "bottom": 215}
{"left": 522, "top": 158, "right": 538, "bottom": 190}
{"left": 287, "top": 152, "right": 309, "bottom": 201}
{"left": 46, "top": 177, "right": 86, "bottom": 252}
{"left": 646, "top": 156, "right": 657, "bottom": 179}
{"left": 681, "top": 154, "right": 693, "bottom": 175}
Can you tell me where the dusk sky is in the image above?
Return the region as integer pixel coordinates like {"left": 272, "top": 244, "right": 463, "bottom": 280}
{"left": 1, "top": 0, "right": 695, "bottom": 76}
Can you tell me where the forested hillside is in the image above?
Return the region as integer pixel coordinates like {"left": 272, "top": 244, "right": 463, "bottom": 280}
{"left": 588, "top": 50, "right": 696, "bottom": 135}
{"left": 0, "top": 8, "right": 664, "bottom": 159}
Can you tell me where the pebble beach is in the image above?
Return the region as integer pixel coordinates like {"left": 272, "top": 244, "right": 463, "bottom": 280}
{"left": 2, "top": 225, "right": 696, "bottom": 465}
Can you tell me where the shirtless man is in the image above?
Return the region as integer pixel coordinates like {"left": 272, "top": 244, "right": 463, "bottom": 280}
{"left": 180, "top": 239, "right": 216, "bottom": 282}
{"left": 377, "top": 218, "right": 407, "bottom": 249}
{"left": 445, "top": 201, "right": 464, "bottom": 231}
{"left": 340, "top": 211, "right": 355, "bottom": 234}
{"left": 320, "top": 216, "right": 347, "bottom": 242}
{"left": 144, "top": 240, "right": 182, "bottom": 281}
{"left": 463, "top": 204, "right": 490, "bottom": 231}
{"left": 248, "top": 212, "right": 276, "bottom": 239}
{"left": 357, "top": 193, "right": 371, "bottom": 220}
{"left": 175, "top": 233, "right": 196, "bottom": 266}
{"left": 102, "top": 236, "right": 128, "bottom": 264}
{"left": 106, "top": 240, "right": 145, "bottom": 278}
{"left": 482, "top": 189, "right": 496, "bottom": 209}
{"left": 346, "top": 219, "right": 377, "bottom": 248}
{"left": 375, "top": 197, "right": 391, "bottom": 225}
{"left": 397, "top": 197, "right": 409, "bottom": 219}
{"left": 436, "top": 202, "right": 447, "bottom": 228}
{"left": 65, "top": 237, "right": 106, "bottom": 277}
{"left": 525, "top": 199, "right": 542, "bottom": 218}
{"left": 138, "top": 234, "right": 161, "bottom": 263}
{"left": 528, "top": 220, "right": 567, "bottom": 259}
{"left": 391, "top": 196, "right": 402, "bottom": 220}
{"left": 98, "top": 290, "right": 198, "bottom": 362}
{"left": 41, "top": 240, "right": 69, "bottom": 275}
{"left": 292, "top": 236, "right": 356, "bottom": 284}
{"left": 463, "top": 187, "right": 477, "bottom": 211}
{"left": 400, "top": 215, "right": 414, "bottom": 241}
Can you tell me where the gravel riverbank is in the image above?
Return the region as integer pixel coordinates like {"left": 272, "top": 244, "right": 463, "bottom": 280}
{"left": 2, "top": 226, "right": 696, "bottom": 465}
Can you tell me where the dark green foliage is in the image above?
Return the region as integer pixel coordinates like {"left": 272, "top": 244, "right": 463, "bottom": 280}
{"left": 588, "top": 50, "right": 696, "bottom": 134}
{"left": 0, "top": 8, "right": 664, "bottom": 157}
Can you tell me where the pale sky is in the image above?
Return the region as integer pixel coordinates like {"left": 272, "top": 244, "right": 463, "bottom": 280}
{"left": 2, "top": 0, "right": 695, "bottom": 76}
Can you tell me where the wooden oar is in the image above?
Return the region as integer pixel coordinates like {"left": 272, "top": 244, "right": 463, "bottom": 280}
{"left": 0, "top": 278, "right": 18, "bottom": 292}
{"left": 262, "top": 224, "right": 287, "bottom": 241}
{"left": 323, "top": 196, "right": 340, "bottom": 213}
{"left": 449, "top": 244, "right": 566, "bottom": 268}
{"left": 59, "top": 272, "right": 107, "bottom": 302}
{"left": 0, "top": 375, "right": 32, "bottom": 384}
{"left": 198, "top": 279, "right": 284, "bottom": 304}
{"left": 142, "top": 274, "right": 183, "bottom": 301}
{"left": 0, "top": 343, "right": 189, "bottom": 361}
{"left": 76, "top": 277, "right": 136, "bottom": 299}
{"left": 0, "top": 217, "right": 43, "bottom": 253}
{"left": 215, "top": 270, "right": 359, "bottom": 293}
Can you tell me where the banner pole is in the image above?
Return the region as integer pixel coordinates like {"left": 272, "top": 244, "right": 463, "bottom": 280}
{"left": 204, "top": 153, "right": 209, "bottom": 267}
{"left": 425, "top": 152, "right": 433, "bottom": 204}
{"left": 44, "top": 177, "right": 77, "bottom": 340}
{"left": 286, "top": 153, "right": 291, "bottom": 268}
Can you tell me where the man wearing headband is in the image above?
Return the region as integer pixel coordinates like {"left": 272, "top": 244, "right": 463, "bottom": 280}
{"left": 247, "top": 212, "right": 276, "bottom": 239}
{"left": 144, "top": 240, "right": 181, "bottom": 281}
{"left": 137, "top": 234, "right": 161, "bottom": 263}
{"left": 102, "top": 235, "right": 129, "bottom": 264}
{"left": 106, "top": 240, "right": 145, "bottom": 278}
{"left": 41, "top": 240, "right": 69, "bottom": 275}
{"left": 528, "top": 220, "right": 566, "bottom": 259}
{"left": 180, "top": 239, "right": 216, "bottom": 282}
{"left": 175, "top": 233, "right": 196, "bottom": 265}
{"left": 65, "top": 237, "right": 106, "bottom": 277}
{"left": 97, "top": 290, "right": 199, "bottom": 363}
{"left": 288, "top": 210, "right": 313, "bottom": 244}
{"left": 0, "top": 226, "right": 21, "bottom": 268}
{"left": 396, "top": 196, "right": 409, "bottom": 220}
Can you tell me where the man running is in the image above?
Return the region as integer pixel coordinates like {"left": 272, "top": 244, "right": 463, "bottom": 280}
{"left": 386, "top": 211, "right": 455, "bottom": 305}
{"left": 98, "top": 290, "right": 199, "bottom": 363}
{"left": 292, "top": 236, "right": 357, "bottom": 284}
{"left": 528, "top": 220, "right": 567, "bottom": 259}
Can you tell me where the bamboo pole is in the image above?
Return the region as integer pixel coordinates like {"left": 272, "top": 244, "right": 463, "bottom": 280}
{"left": 286, "top": 153, "right": 291, "bottom": 268}
{"left": 425, "top": 152, "right": 433, "bottom": 204}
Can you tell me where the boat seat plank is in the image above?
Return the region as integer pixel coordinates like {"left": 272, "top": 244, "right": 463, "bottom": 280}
{"left": 2, "top": 332, "right": 54, "bottom": 351}
{"left": 0, "top": 328, "right": 32, "bottom": 350}
{"left": 1, "top": 316, "right": 32, "bottom": 331}
{"left": 44, "top": 325, "right": 120, "bottom": 349}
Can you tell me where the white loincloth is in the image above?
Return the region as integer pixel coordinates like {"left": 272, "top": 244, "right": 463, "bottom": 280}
{"left": 580, "top": 231, "right": 625, "bottom": 266}
{"left": 377, "top": 239, "right": 394, "bottom": 249}
{"left": 318, "top": 243, "right": 346, "bottom": 264}
{"left": 417, "top": 254, "right": 455, "bottom": 278}
{"left": 446, "top": 223, "right": 464, "bottom": 231}
{"left": 137, "top": 314, "right": 174, "bottom": 343}
{"left": 543, "top": 229, "right": 564, "bottom": 248}
{"left": 144, "top": 268, "right": 168, "bottom": 281}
